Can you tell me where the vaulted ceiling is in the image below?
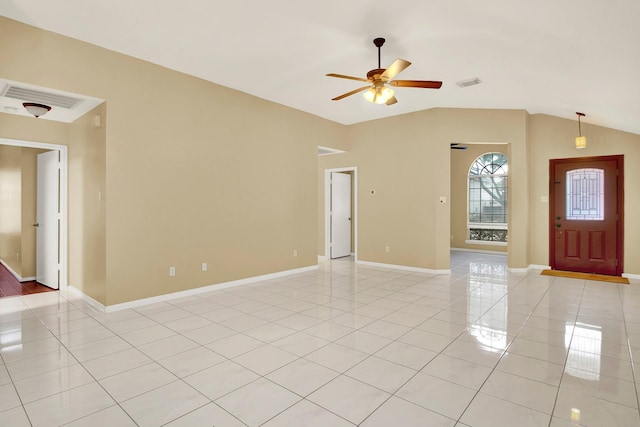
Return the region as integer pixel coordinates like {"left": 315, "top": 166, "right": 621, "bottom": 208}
{"left": 1, "top": 0, "right": 639, "bottom": 134}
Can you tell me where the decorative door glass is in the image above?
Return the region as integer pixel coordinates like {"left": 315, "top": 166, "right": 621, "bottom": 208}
{"left": 566, "top": 168, "right": 604, "bottom": 220}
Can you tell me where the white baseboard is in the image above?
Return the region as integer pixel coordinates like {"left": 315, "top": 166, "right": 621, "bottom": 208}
{"left": 0, "top": 258, "right": 26, "bottom": 282}
{"left": 71, "top": 264, "right": 319, "bottom": 313}
{"left": 623, "top": 273, "right": 640, "bottom": 281}
{"left": 527, "top": 264, "right": 550, "bottom": 271}
{"left": 507, "top": 267, "right": 529, "bottom": 273}
{"left": 67, "top": 286, "right": 107, "bottom": 312}
{"left": 21, "top": 276, "right": 36, "bottom": 282}
{"left": 317, "top": 255, "right": 327, "bottom": 261}
{"left": 356, "top": 260, "right": 451, "bottom": 275}
{"left": 450, "top": 248, "right": 507, "bottom": 255}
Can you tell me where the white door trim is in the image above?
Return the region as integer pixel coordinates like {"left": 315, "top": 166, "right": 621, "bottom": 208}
{"left": 324, "top": 167, "right": 357, "bottom": 261}
{"left": 0, "top": 137, "right": 68, "bottom": 291}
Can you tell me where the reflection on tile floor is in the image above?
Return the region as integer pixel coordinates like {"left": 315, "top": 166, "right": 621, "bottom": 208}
{"left": 1, "top": 250, "right": 640, "bottom": 426}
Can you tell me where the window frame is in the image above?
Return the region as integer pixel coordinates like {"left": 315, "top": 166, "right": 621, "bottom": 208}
{"left": 466, "top": 152, "right": 508, "bottom": 246}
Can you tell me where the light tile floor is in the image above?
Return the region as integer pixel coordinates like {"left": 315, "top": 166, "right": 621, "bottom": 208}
{"left": 1, "top": 251, "right": 640, "bottom": 426}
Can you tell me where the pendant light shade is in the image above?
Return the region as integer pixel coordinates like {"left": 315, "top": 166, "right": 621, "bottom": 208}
{"left": 23, "top": 102, "right": 51, "bottom": 118}
{"left": 575, "top": 112, "right": 586, "bottom": 149}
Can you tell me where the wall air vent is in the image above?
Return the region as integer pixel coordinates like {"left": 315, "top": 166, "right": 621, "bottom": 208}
{"left": 456, "top": 78, "right": 481, "bottom": 88}
{"left": 2, "top": 85, "right": 83, "bottom": 109}
{"left": 318, "top": 146, "right": 345, "bottom": 156}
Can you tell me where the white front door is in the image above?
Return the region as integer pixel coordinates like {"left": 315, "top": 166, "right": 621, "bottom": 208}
{"left": 36, "top": 150, "right": 59, "bottom": 289}
{"left": 330, "top": 172, "right": 351, "bottom": 259}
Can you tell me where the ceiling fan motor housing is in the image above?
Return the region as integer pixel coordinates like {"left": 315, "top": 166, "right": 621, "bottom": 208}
{"left": 367, "top": 69, "right": 386, "bottom": 80}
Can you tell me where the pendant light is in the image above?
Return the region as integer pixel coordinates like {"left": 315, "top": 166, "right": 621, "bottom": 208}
{"left": 575, "top": 112, "right": 586, "bottom": 149}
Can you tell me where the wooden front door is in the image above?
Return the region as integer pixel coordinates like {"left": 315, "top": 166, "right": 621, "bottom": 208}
{"left": 549, "top": 155, "right": 623, "bottom": 276}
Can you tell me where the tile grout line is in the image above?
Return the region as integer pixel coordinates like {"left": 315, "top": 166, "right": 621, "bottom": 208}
{"left": 451, "top": 269, "right": 553, "bottom": 424}
{"left": 616, "top": 282, "right": 640, "bottom": 420}
{"left": 545, "top": 278, "right": 586, "bottom": 427}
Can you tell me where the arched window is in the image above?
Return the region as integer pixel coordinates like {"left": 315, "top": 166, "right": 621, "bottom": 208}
{"left": 468, "top": 153, "right": 508, "bottom": 243}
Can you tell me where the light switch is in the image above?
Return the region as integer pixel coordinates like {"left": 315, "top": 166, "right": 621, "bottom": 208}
{"left": 540, "top": 196, "right": 549, "bottom": 203}
{"left": 439, "top": 196, "right": 447, "bottom": 204}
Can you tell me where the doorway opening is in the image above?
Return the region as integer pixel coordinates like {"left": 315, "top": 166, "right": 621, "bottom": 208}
{"left": 324, "top": 167, "right": 357, "bottom": 261}
{"left": 449, "top": 142, "right": 509, "bottom": 267}
{"left": 0, "top": 138, "right": 68, "bottom": 290}
{"left": 549, "top": 155, "right": 624, "bottom": 276}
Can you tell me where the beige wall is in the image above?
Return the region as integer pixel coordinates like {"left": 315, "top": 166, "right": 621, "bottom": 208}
{"left": 1, "top": 16, "right": 344, "bottom": 305}
{"left": 0, "top": 144, "right": 22, "bottom": 275}
{"left": 318, "top": 108, "right": 528, "bottom": 271}
{"left": 450, "top": 144, "right": 508, "bottom": 252}
{"left": 68, "top": 104, "right": 107, "bottom": 302}
{"left": 527, "top": 114, "right": 640, "bottom": 270}
{"left": 3, "top": 17, "right": 640, "bottom": 307}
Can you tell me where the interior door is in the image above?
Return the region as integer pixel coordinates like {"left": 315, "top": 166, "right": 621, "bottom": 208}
{"left": 331, "top": 172, "right": 352, "bottom": 259}
{"left": 36, "top": 150, "right": 59, "bottom": 289}
{"left": 550, "top": 156, "right": 623, "bottom": 276}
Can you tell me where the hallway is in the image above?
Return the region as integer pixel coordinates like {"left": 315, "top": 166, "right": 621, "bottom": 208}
{"left": 0, "top": 263, "right": 55, "bottom": 298}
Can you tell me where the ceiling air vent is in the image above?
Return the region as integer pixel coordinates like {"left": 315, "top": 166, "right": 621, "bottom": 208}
{"left": 456, "top": 78, "right": 481, "bottom": 88}
{"left": 1, "top": 85, "right": 83, "bottom": 109}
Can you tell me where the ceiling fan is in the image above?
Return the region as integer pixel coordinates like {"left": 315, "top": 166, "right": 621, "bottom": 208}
{"left": 326, "top": 37, "right": 442, "bottom": 105}
{"left": 451, "top": 143, "right": 468, "bottom": 150}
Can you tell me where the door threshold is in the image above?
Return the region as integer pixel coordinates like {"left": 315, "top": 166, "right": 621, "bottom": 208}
{"left": 541, "top": 269, "right": 629, "bottom": 284}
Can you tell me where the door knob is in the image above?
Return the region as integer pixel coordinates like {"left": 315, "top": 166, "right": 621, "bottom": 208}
{"left": 555, "top": 223, "right": 561, "bottom": 228}
{"left": 33, "top": 223, "right": 39, "bottom": 227}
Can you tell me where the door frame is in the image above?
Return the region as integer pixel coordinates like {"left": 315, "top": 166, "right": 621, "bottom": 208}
{"left": 0, "top": 137, "right": 68, "bottom": 290}
{"left": 324, "top": 167, "right": 357, "bottom": 261}
{"left": 549, "top": 155, "right": 624, "bottom": 276}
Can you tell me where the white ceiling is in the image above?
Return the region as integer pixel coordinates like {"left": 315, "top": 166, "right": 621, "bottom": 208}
{"left": 1, "top": 0, "right": 639, "bottom": 134}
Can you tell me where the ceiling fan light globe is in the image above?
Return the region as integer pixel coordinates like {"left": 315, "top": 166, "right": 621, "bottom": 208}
{"left": 363, "top": 88, "right": 376, "bottom": 102}
{"left": 381, "top": 87, "right": 394, "bottom": 101}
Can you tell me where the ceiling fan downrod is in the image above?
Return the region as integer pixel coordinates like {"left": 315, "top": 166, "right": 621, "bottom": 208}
{"left": 373, "top": 37, "right": 385, "bottom": 69}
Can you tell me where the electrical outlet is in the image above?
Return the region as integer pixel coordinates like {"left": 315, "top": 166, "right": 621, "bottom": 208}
{"left": 169, "top": 266, "right": 176, "bottom": 276}
{"left": 202, "top": 262, "right": 207, "bottom": 272}
{"left": 293, "top": 250, "right": 298, "bottom": 257}
{"left": 385, "top": 246, "right": 390, "bottom": 253}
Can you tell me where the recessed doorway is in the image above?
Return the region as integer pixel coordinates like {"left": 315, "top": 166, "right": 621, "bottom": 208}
{"left": 0, "top": 138, "right": 68, "bottom": 290}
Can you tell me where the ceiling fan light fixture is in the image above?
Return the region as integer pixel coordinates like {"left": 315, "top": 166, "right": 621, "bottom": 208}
{"left": 575, "top": 112, "right": 586, "bottom": 149}
{"left": 363, "top": 87, "right": 375, "bottom": 103}
{"left": 363, "top": 85, "right": 394, "bottom": 104}
{"left": 23, "top": 102, "right": 51, "bottom": 118}
{"left": 328, "top": 37, "right": 441, "bottom": 105}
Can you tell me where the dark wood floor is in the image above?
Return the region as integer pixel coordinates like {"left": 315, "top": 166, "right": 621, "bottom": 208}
{"left": 0, "top": 263, "right": 56, "bottom": 298}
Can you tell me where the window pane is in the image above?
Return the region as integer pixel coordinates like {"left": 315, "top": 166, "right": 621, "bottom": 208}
{"left": 469, "top": 229, "right": 508, "bottom": 242}
{"left": 467, "top": 152, "right": 508, "bottom": 242}
{"left": 566, "top": 168, "right": 604, "bottom": 220}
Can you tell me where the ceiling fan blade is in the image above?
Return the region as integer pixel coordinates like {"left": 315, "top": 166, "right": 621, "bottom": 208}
{"left": 386, "top": 96, "right": 398, "bottom": 106}
{"left": 389, "top": 80, "right": 443, "bottom": 89}
{"left": 326, "top": 73, "right": 369, "bottom": 82}
{"left": 451, "top": 143, "right": 468, "bottom": 150}
{"left": 380, "top": 59, "right": 411, "bottom": 81}
{"left": 331, "top": 85, "right": 371, "bottom": 101}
